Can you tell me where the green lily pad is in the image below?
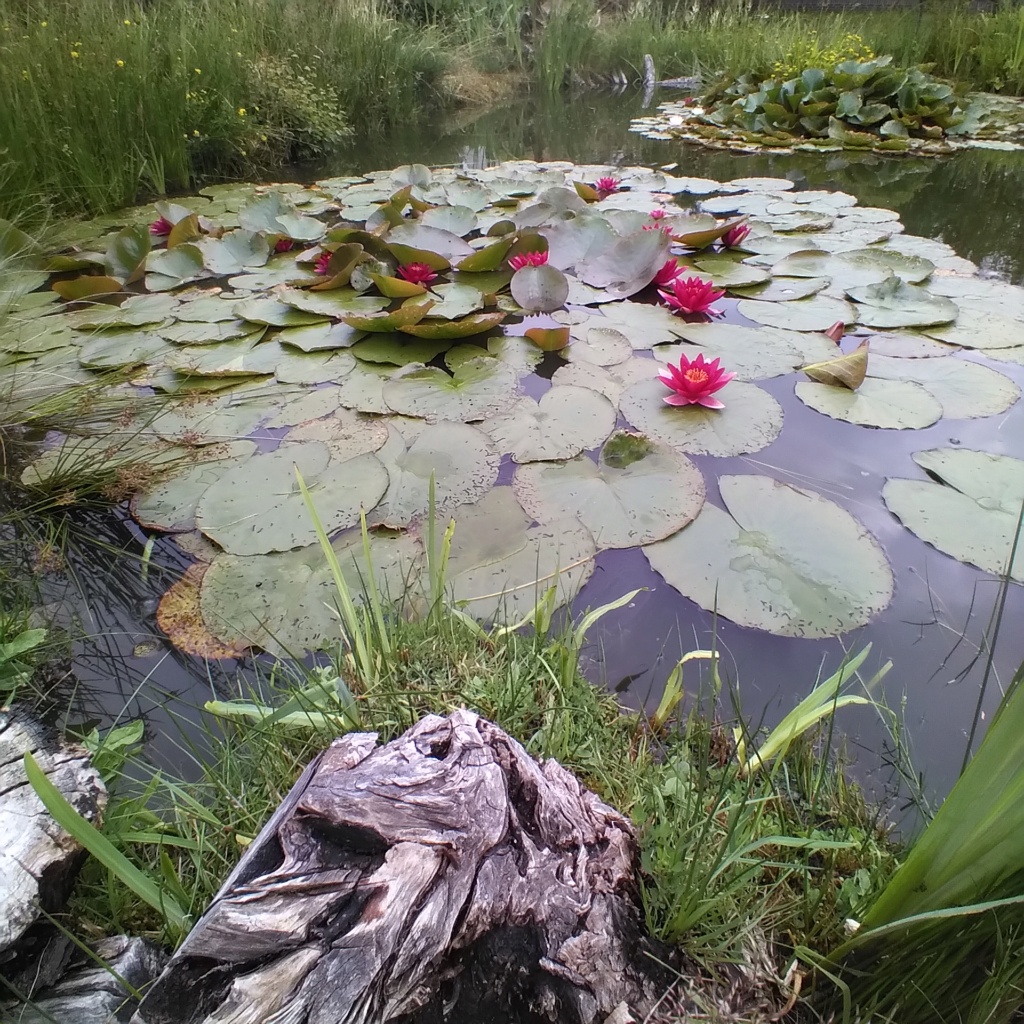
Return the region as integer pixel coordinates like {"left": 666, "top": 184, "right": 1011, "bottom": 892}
{"left": 510, "top": 265, "right": 570, "bottom": 313}
{"left": 455, "top": 237, "right": 514, "bottom": 273}
{"left": 274, "top": 347, "right": 356, "bottom": 385}
{"left": 171, "top": 294, "right": 246, "bottom": 322}
{"left": 643, "top": 474, "right": 893, "bottom": 638}
{"left": 0, "top": 318, "right": 75, "bottom": 356}
{"left": 866, "top": 331, "right": 959, "bottom": 358}
{"left": 564, "top": 327, "right": 633, "bottom": 366}
{"left": 738, "top": 295, "right": 858, "bottom": 332}
{"left": 195, "top": 442, "right": 388, "bottom": 555}
{"left": 279, "top": 287, "right": 388, "bottom": 319}
{"left": 550, "top": 357, "right": 660, "bottom": 405}
{"left": 238, "top": 193, "right": 323, "bottom": 241}
{"left": 147, "top": 392, "right": 269, "bottom": 444}
{"left": 444, "top": 487, "right": 596, "bottom": 624}
{"left": 51, "top": 275, "right": 125, "bottom": 301}
{"left": 387, "top": 223, "right": 474, "bottom": 262}
{"left": 145, "top": 245, "right": 206, "bottom": 291}
{"left": 692, "top": 257, "right": 771, "bottom": 290}
{"left": 422, "top": 282, "right": 485, "bottom": 320}
{"left": 659, "top": 322, "right": 807, "bottom": 380}
{"left": 233, "top": 297, "right": 330, "bottom": 327}
{"left": 846, "top": 278, "right": 958, "bottom": 329}
{"left": 566, "top": 301, "right": 685, "bottom": 349}
{"left": 372, "top": 421, "right": 499, "bottom": 528}
{"left": 198, "top": 230, "right": 270, "bottom": 276}
{"left": 342, "top": 300, "right": 434, "bottom": 333}
{"left": 104, "top": 224, "right": 151, "bottom": 284}
{"left": 483, "top": 385, "right": 616, "bottom": 463}
{"left": 77, "top": 331, "right": 177, "bottom": 369}
{"left": 920, "top": 312, "right": 1024, "bottom": 350}
{"left": 131, "top": 440, "right": 259, "bottom": 532}
{"left": 276, "top": 322, "right": 366, "bottom": 352}
{"left": 68, "top": 294, "right": 173, "bottom": 331}
{"left": 352, "top": 334, "right": 451, "bottom": 365}
{"left": 795, "top": 377, "right": 943, "bottom": 429}
{"left": 382, "top": 356, "right": 518, "bottom": 422}
{"left": 283, "top": 408, "right": 389, "bottom": 461}
{"left": 577, "top": 228, "right": 670, "bottom": 298}
{"left": 399, "top": 311, "right": 507, "bottom": 339}
{"left": 514, "top": 431, "right": 706, "bottom": 549}
{"left": 866, "top": 354, "right": 1019, "bottom": 419}
{"left": 883, "top": 449, "right": 1024, "bottom": 581}
{"left": 420, "top": 205, "right": 477, "bottom": 236}
{"left": 619, "top": 378, "right": 784, "bottom": 456}
{"left": 166, "top": 337, "right": 281, "bottom": 377}
{"left": 200, "top": 529, "right": 423, "bottom": 656}
{"left": 159, "top": 320, "right": 261, "bottom": 345}
{"left": 731, "top": 276, "right": 831, "bottom": 303}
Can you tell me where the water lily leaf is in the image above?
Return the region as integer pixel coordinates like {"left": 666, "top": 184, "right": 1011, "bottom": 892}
{"left": 483, "top": 335, "right": 547, "bottom": 370}
{"left": 148, "top": 392, "right": 269, "bottom": 444}
{"left": 166, "top": 337, "right": 280, "bottom": 378}
{"left": 146, "top": 245, "right": 206, "bottom": 291}
{"left": 283, "top": 408, "right": 389, "bottom": 463}
{"left": 565, "top": 327, "right": 632, "bottom": 366}
{"left": 275, "top": 347, "right": 356, "bottom": 385}
{"left": 0, "top": 318, "right": 74, "bottom": 356}
{"left": 198, "top": 230, "right": 270, "bottom": 276}
{"left": 171, "top": 294, "right": 245, "bottom": 322}
{"left": 570, "top": 301, "right": 685, "bottom": 349}
{"left": 803, "top": 340, "right": 869, "bottom": 389}
{"left": 524, "top": 327, "right": 570, "bottom": 352}
{"left": 352, "top": 334, "right": 451, "bottom": 365}
{"left": 279, "top": 287, "right": 388, "bottom": 319}
{"left": 239, "top": 193, "right": 322, "bottom": 240}
{"left": 400, "top": 311, "right": 506, "bottom": 339}
{"left": 643, "top": 474, "right": 893, "bottom": 638}
{"left": 882, "top": 448, "right": 1024, "bottom": 581}
{"left": 867, "top": 331, "right": 958, "bottom": 358}
{"left": 692, "top": 257, "right": 770, "bottom": 289}
{"left": 392, "top": 164, "right": 432, "bottom": 188}
{"left": 167, "top": 213, "right": 202, "bottom": 248}
{"left": 195, "top": 442, "right": 388, "bottom": 555}
{"left": 372, "top": 422, "right": 499, "bottom": 528}
{"left": 51, "top": 275, "right": 125, "bottom": 301}
{"left": 673, "top": 214, "right": 749, "bottom": 250}
{"left": 131, "top": 440, "right": 259, "bottom": 532}
{"left": 157, "top": 564, "right": 249, "bottom": 659}
{"left": 619, "top": 378, "right": 783, "bottom": 456}
{"left": 77, "top": 331, "right": 177, "bottom": 369}
{"left": 276, "top": 322, "right": 365, "bottom": 352}
{"left": 234, "top": 297, "right": 330, "bottom": 327}
{"left": 867, "top": 353, "right": 1019, "bottom": 419}
{"left": 738, "top": 294, "right": 858, "bottom": 332}
{"left": 846, "top": 278, "right": 958, "bottom": 329}
{"left": 369, "top": 272, "right": 426, "bottom": 298}
{"left": 920, "top": 312, "right": 1024, "bottom": 350}
{"left": 483, "top": 385, "right": 616, "bottom": 463}
{"left": 423, "top": 282, "right": 485, "bottom": 320}
{"left": 71, "top": 293, "right": 178, "bottom": 329}
{"left": 655, "top": 323, "right": 804, "bottom": 380}
{"left": 158, "top": 320, "right": 261, "bottom": 345}
{"left": 455, "top": 237, "right": 514, "bottom": 273}
{"left": 577, "top": 228, "right": 670, "bottom": 298}
{"left": 514, "top": 430, "right": 705, "bottom": 549}
{"left": 420, "top": 205, "right": 477, "bottom": 236}
{"left": 795, "top": 377, "right": 942, "bottom": 429}
{"left": 200, "top": 529, "right": 423, "bottom": 657}
{"left": 383, "top": 356, "right": 518, "bottom": 422}
{"left": 104, "top": 225, "right": 151, "bottom": 284}
{"left": 510, "top": 265, "right": 569, "bottom": 312}
{"left": 443, "top": 487, "right": 596, "bottom": 624}
{"left": 388, "top": 223, "right": 474, "bottom": 263}
{"left": 342, "top": 300, "right": 434, "bottom": 333}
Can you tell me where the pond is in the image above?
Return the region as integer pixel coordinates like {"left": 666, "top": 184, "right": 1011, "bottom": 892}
{"left": 19, "top": 88, "right": 1024, "bottom": 805}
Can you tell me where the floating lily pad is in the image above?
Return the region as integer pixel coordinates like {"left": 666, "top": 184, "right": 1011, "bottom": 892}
{"left": 352, "top": 334, "right": 451, "bottom": 365}
{"left": 738, "top": 294, "right": 858, "bottom": 332}
{"left": 444, "top": 487, "right": 596, "bottom": 624}
{"left": 148, "top": 392, "right": 269, "bottom": 444}
{"left": 510, "top": 265, "right": 570, "bottom": 312}
{"left": 388, "top": 223, "right": 474, "bottom": 262}
{"left": 77, "top": 331, "right": 177, "bottom": 369}
{"left": 195, "top": 442, "right": 388, "bottom": 555}
{"left": 157, "top": 564, "right": 249, "bottom": 659}
{"left": 131, "top": 440, "right": 259, "bottom": 532}
{"left": 372, "top": 422, "right": 499, "bottom": 527}
{"left": 274, "top": 347, "right": 356, "bottom": 385}
{"left": 234, "top": 297, "right": 330, "bottom": 327}
{"left": 158, "top": 320, "right": 259, "bottom": 345}
{"left": 567, "top": 301, "right": 685, "bottom": 349}
{"left": 172, "top": 294, "right": 246, "bottom": 323}
{"left": 166, "top": 337, "right": 280, "bottom": 377}
{"left": 659, "top": 322, "right": 805, "bottom": 379}
{"left": 577, "top": 228, "right": 670, "bottom": 298}
{"left": 692, "top": 257, "right": 771, "bottom": 290}
{"left": 483, "top": 385, "right": 616, "bottom": 463}
{"left": 198, "top": 231, "right": 270, "bottom": 276}
{"left": 731, "top": 276, "right": 831, "bottom": 303}
{"left": 550, "top": 357, "right": 657, "bottom": 404}
{"left": 71, "top": 293, "right": 179, "bottom": 330}
{"left": 846, "top": 278, "right": 958, "bottom": 329}
{"left": 283, "top": 408, "right": 389, "bottom": 461}
{"left": 399, "top": 311, "right": 506, "bottom": 339}
{"left": 920, "top": 312, "right": 1024, "bottom": 350}
{"left": 883, "top": 449, "right": 1024, "bottom": 581}
{"left": 200, "top": 529, "right": 423, "bottom": 656}
{"left": 866, "top": 331, "right": 958, "bottom": 358}
{"left": 342, "top": 300, "right": 434, "bottom": 333}
{"left": 514, "top": 431, "right": 705, "bottom": 549}
{"left": 145, "top": 245, "right": 206, "bottom": 291}
{"left": 382, "top": 356, "right": 518, "bottom": 422}
{"left": 276, "top": 322, "right": 365, "bottom": 352}
{"left": 795, "top": 377, "right": 942, "bottom": 429}
{"left": 643, "top": 474, "right": 893, "bottom": 638}
{"left": 564, "top": 327, "right": 633, "bottom": 366}
{"left": 0, "top": 318, "right": 74, "bottom": 356}
{"left": 619, "top": 378, "right": 783, "bottom": 456}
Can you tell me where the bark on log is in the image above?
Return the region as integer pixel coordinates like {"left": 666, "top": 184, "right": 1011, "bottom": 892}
{"left": 134, "top": 710, "right": 679, "bottom": 1024}
{"left": 0, "top": 708, "right": 107, "bottom": 991}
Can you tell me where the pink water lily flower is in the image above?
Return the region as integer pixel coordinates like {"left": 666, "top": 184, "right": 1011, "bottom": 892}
{"left": 721, "top": 223, "right": 750, "bottom": 249}
{"left": 659, "top": 275, "right": 725, "bottom": 315}
{"left": 314, "top": 251, "right": 332, "bottom": 275}
{"left": 649, "top": 208, "right": 668, "bottom": 220}
{"left": 508, "top": 251, "right": 548, "bottom": 271}
{"left": 274, "top": 237, "right": 295, "bottom": 253}
{"left": 397, "top": 262, "right": 437, "bottom": 285}
{"left": 643, "top": 224, "right": 673, "bottom": 234}
{"left": 654, "top": 259, "right": 685, "bottom": 287}
{"left": 658, "top": 352, "right": 736, "bottom": 409}
{"left": 594, "top": 176, "right": 621, "bottom": 197}
{"left": 149, "top": 216, "right": 173, "bottom": 236}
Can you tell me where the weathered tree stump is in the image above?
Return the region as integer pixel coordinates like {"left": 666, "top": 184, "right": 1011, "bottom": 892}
{"left": 134, "top": 710, "right": 677, "bottom": 1024}
{"left": 0, "top": 708, "right": 107, "bottom": 993}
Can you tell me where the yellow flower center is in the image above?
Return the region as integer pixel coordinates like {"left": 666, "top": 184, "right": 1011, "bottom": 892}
{"left": 684, "top": 368, "right": 709, "bottom": 386}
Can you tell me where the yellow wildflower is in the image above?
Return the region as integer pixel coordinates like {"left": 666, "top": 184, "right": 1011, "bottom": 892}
{"left": 116, "top": 59, "right": 125, "bottom": 67}
{"left": 70, "top": 50, "right": 79, "bottom": 58}
{"left": 193, "top": 129, "right": 200, "bottom": 136}
{"left": 40, "top": 20, "right": 47, "bottom": 27}
{"left": 124, "top": 18, "right": 131, "bottom": 25}
{"left": 237, "top": 107, "right": 246, "bottom": 117}
{"left": 194, "top": 67, "right": 201, "bottom": 75}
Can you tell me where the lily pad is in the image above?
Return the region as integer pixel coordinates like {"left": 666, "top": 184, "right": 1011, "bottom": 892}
{"left": 738, "top": 295, "right": 858, "bottom": 332}
{"left": 514, "top": 431, "right": 706, "bottom": 549}
{"left": 692, "top": 257, "right": 771, "bottom": 290}
{"left": 659, "top": 322, "right": 805, "bottom": 380}
{"left": 399, "top": 311, "right": 506, "bottom": 339}
{"left": 920, "top": 312, "right": 1024, "bottom": 351}
{"left": 198, "top": 231, "right": 270, "bottom": 276}
{"left": 387, "top": 223, "right": 474, "bottom": 262}
{"left": 276, "top": 322, "right": 366, "bottom": 352}
{"left": 567, "top": 301, "right": 685, "bottom": 349}
{"left": 195, "top": 442, "right": 388, "bottom": 555}
{"left": 279, "top": 287, "right": 388, "bottom": 319}
{"left": 619, "top": 378, "right": 784, "bottom": 456}
{"left": 283, "top": 408, "right": 389, "bottom": 462}
{"left": 883, "top": 448, "right": 1024, "bottom": 581}
{"left": 145, "top": 245, "right": 206, "bottom": 291}
{"left": 564, "top": 327, "right": 633, "bottom": 366}
{"left": 510, "top": 265, "right": 570, "bottom": 313}
{"left": 795, "top": 377, "right": 943, "bottom": 429}
{"left": 382, "top": 356, "right": 518, "bottom": 422}
{"left": 342, "top": 300, "right": 434, "bottom": 333}
{"left": 577, "top": 228, "right": 670, "bottom": 298}
{"left": 731, "top": 276, "right": 831, "bottom": 303}
{"left": 643, "top": 474, "right": 893, "bottom": 638}
{"left": 77, "top": 331, "right": 177, "bottom": 369}
{"left": 483, "top": 385, "right": 616, "bottom": 463}
{"left": 157, "top": 564, "right": 249, "bottom": 659}
{"left": 147, "top": 392, "right": 269, "bottom": 444}
{"left": 372, "top": 422, "right": 499, "bottom": 527}
{"left": 846, "top": 278, "right": 958, "bottom": 329}
{"left": 234, "top": 297, "right": 329, "bottom": 327}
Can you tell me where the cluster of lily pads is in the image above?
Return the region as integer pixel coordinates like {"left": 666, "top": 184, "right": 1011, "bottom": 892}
{"left": 632, "top": 69, "right": 1024, "bottom": 155}
{"left": 2, "top": 159, "right": 1023, "bottom": 659}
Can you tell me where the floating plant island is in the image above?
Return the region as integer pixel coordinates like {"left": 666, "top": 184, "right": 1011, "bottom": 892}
{"left": 3, "top": 159, "right": 1023, "bottom": 660}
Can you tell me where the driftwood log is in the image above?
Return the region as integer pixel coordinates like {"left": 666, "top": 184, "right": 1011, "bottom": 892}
{"left": 134, "top": 710, "right": 677, "bottom": 1024}
{"left": 0, "top": 708, "right": 107, "bottom": 994}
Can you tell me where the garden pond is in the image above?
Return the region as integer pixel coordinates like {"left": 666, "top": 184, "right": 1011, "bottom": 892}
{"left": 7, "top": 89, "right": 1024, "bottom": 801}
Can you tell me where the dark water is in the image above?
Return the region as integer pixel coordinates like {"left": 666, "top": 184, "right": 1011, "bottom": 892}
{"left": 54, "top": 89, "right": 1024, "bottom": 803}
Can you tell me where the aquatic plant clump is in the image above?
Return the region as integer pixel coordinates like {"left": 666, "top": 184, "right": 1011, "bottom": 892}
{"left": 2, "top": 158, "right": 1022, "bottom": 657}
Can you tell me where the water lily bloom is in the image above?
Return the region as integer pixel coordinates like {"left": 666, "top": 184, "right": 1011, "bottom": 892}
{"left": 658, "top": 352, "right": 736, "bottom": 409}
{"left": 643, "top": 224, "right": 673, "bottom": 234}
{"left": 594, "top": 176, "right": 621, "bottom": 197}
{"left": 721, "top": 223, "right": 750, "bottom": 249}
{"left": 314, "top": 251, "right": 332, "bottom": 275}
{"left": 149, "top": 216, "right": 173, "bottom": 236}
{"left": 508, "top": 251, "right": 548, "bottom": 271}
{"left": 659, "top": 275, "right": 725, "bottom": 315}
{"left": 649, "top": 208, "right": 667, "bottom": 220}
{"left": 274, "top": 238, "right": 294, "bottom": 253}
{"left": 825, "top": 320, "right": 845, "bottom": 343}
{"left": 397, "top": 262, "right": 437, "bottom": 285}
{"left": 654, "top": 259, "right": 685, "bottom": 287}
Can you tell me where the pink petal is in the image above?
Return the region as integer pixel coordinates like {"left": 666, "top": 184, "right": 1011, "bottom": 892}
{"left": 695, "top": 395, "right": 726, "bottom": 409}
